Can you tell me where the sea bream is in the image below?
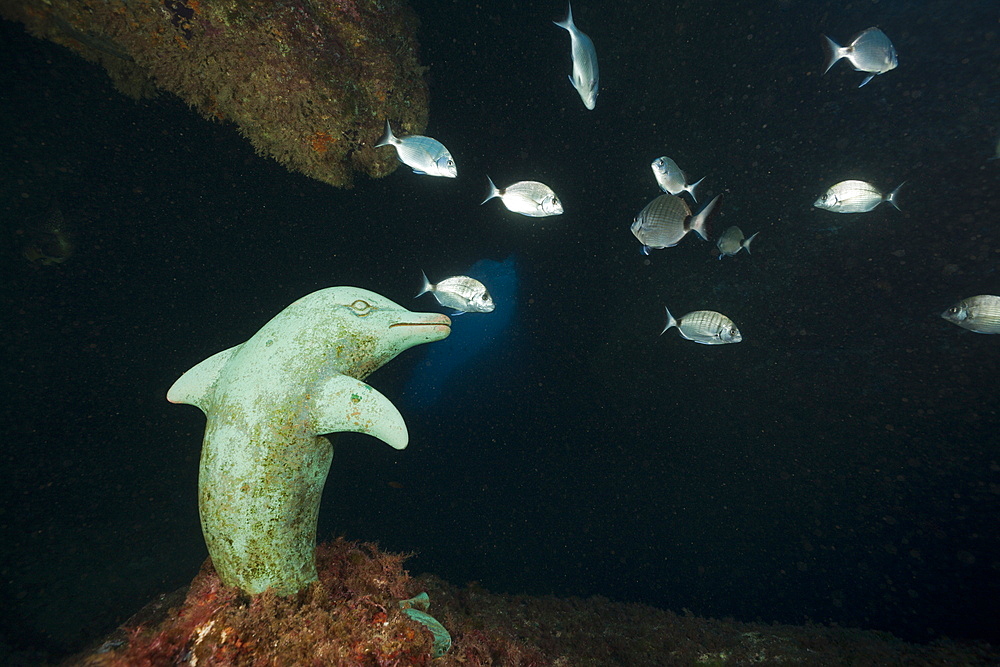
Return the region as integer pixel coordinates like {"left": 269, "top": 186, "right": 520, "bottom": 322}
{"left": 716, "top": 226, "right": 759, "bottom": 259}
{"left": 375, "top": 121, "right": 457, "bottom": 178}
{"left": 813, "top": 180, "right": 904, "bottom": 213}
{"left": 553, "top": 2, "right": 598, "bottom": 110}
{"left": 941, "top": 295, "right": 1000, "bottom": 334}
{"left": 482, "top": 177, "right": 564, "bottom": 217}
{"left": 822, "top": 27, "right": 897, "bottom": 88}
{"left": 661, "top": 306, "right": 742, "bottom": 345}
{"left": 417, "top": 272, "right": 494, "bottom": 314}
{"left": 631, "top": 194, "right": 719, "bottom": 255}
{"left": 651, "top": 156, "right": 705, "bottom": 202}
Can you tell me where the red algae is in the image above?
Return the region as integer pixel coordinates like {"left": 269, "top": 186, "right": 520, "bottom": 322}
{"left": 67, "top": 539, "right": 1000, "bottom": 666}
{"left": 77, "top": 540, "right": 436, "bottom": 667}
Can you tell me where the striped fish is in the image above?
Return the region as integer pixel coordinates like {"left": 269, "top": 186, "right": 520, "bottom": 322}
{"left": 661, "top": 306, "right": 742, "bottom": 345}
{"left": 631, "top": 194, "right": 719, "bottom": 255}
{"left": 813, "top": 180, "right": 903, "bottom": 213}
{"left": 941, "top": 295, "right": 1000, "bottom": 334}
{"left": 376, "top": 121, "right": 457, "bottom": 178}
{"left": 417, "top": 272, "right": 494, "bottom": 314}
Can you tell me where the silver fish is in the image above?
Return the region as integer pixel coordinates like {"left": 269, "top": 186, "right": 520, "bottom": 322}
{"left": 822, "top": 27, "right": 897, "bottom": 88}
{"left": 375, "top": 121, "right": 457, "bottom": 178}
{"left": 631, "top": 194, "right": 719, "bottom": 255}
{"left": 716, "top": 226, "right": 759, "bottom": 259}
{"left": 553, "top": 2, "right": 598, "bottom": 110}
{"left": 651, "top": 156, "right": 705, "bottom": 202}
{"left": 417, "top": 272, "right": 494, "bottom": 314}
{"left": 941, "top": 295, "right": 1000, "bottom": 334}
{"left": 661, "top": 306, "right": 742, "bottom": 345}
{"left": 482, "top": 176, "right": 564, "bottom": 217}
{"left": 813, "top": 180, "right": 904, "bottom": 213}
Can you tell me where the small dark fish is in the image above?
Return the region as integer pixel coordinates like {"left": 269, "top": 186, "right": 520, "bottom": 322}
{"left": 716, "top": 226, "right": 759, "bottom": 259}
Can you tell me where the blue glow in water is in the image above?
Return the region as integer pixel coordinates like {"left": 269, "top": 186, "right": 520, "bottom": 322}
{"left": 403, "top": 255, "right": 518, "bottom": 408}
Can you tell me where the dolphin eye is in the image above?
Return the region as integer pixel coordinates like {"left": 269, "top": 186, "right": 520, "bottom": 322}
{"left": 349, "top": 299, "right": 373, "bottom": 316}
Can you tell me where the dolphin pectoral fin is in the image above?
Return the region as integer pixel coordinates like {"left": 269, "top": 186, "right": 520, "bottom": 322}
{"left": 167, "top": 344, "right": 240, "bottom": 411}
{"left": 313, "top": 374, "right": 409, "bottom": 450}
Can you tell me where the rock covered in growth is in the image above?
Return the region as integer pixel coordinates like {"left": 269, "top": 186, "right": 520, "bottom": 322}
{"left": 1, "top": 0, "right": 429, "bottom": 187}
{"left": 67, "top": 538, "right": 1000, "bottom": 666}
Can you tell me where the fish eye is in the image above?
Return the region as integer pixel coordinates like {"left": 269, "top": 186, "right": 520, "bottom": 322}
{"left": 349, "top": 299, "right": 373, "bottom": 316}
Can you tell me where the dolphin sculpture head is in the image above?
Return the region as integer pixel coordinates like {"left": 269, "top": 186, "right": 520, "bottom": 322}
{"left": 167, "top": 287, "right": 450, "bottom": 595}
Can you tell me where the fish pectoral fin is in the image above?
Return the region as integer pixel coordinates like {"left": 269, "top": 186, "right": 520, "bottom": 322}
{"left": 167, "top": 344, "right": 241, "bottom": 412}
{"left": 312, "top": 374, "right": 408, "bottom": 450}
{"left": 858, "top": 73, "right": 876, "bottom": 87}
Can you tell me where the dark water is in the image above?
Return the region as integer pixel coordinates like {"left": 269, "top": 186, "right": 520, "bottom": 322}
{"left": 1, "top": 0, "right": 998, "bottom": 659}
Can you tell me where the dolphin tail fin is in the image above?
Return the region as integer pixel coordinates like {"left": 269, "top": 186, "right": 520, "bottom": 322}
{"left": 167, "top": 345, "right": 240, "bottom": 412}
{"left": 312, "top": 374, "right": 408, "bottom": 450}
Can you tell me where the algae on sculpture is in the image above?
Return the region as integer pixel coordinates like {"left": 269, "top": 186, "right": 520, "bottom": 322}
{"left": 0, "top": 0, "right": 429, "bottom": 187}
{"left": 168, "top": 288, "right": 450, "bottom": 595}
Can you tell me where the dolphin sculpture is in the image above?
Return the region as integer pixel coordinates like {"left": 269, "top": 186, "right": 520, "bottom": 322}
{"left": 167, "top": 287, "right": 451, "bottom": 595}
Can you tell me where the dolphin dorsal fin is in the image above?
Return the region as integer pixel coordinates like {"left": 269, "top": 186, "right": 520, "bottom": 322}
{"left": 312, "top": 374, "right": 409, "bottom": 450}
{"left": 167, "top": 345, "right": 240, "bottom": 412}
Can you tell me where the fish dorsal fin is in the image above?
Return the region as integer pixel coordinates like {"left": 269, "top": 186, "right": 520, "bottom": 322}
{"left": 166, "top": 345, "right": 240, "bottom": 412}
{"left": 312, "top": 374, "right": 409, "bottom": 450}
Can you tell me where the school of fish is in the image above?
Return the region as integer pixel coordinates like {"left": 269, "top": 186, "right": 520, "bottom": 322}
{"left": 374, "top": 6, "right": 996, "bottom": 336}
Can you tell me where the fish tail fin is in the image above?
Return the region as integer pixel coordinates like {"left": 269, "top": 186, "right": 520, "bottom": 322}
{"left": 375, "top": 120, "right": 395, "bottom": 148}
{"left": 885, "top": 182, "right": 905, "bottom": 211}
{"left": 481, "top": 175, "right": 501, "bottom": 205}
{"left": 743, "top": 231, "right": 760, "bottom": 254}
{"left": 687, "top": 175, "right": 706, "bottom": 203}
{"left": 822, "top": 35, "right": 844, "bottom": 75}
{"left": 416, "top": 270, "right": 433, "bottom": 298}
{"left": 689, "top": 194, "right": 720, "bottom": 241}
{"left": 553, "top": 2, "right": 573, "bottom": 31}
{"left": 661, "top": 306, "right": 678, "bottom": 336}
